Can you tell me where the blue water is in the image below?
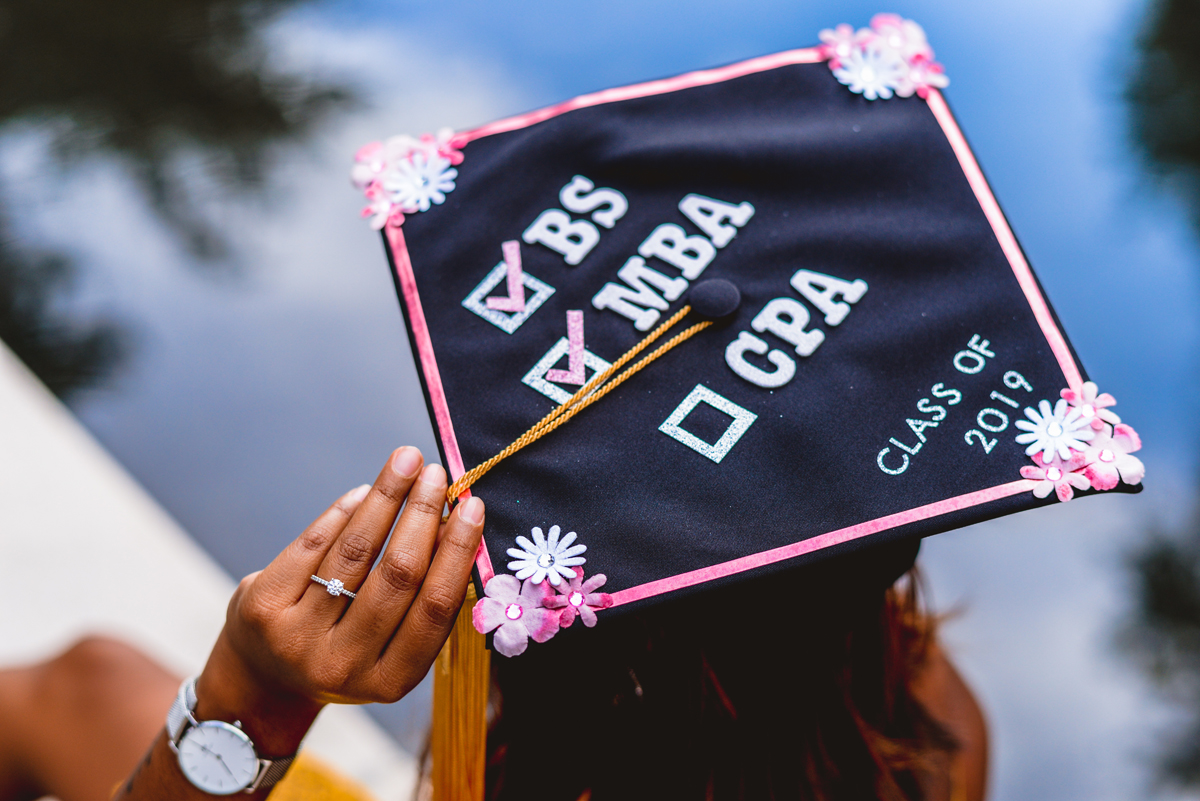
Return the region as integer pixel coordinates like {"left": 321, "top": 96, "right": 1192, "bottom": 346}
{"left": 13, "top": 0, "right": 1195, "bottom": 796}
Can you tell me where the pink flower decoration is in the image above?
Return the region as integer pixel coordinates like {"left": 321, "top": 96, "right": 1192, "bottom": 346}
{"left": 360, "top": 201, "right": 387, "bottom": 230}
{"left": 359, "top": 179, "right": 409, "bottom": 230}
{"left": 386, "top": 207, "right": 406, "bottom": 228}
{"left": 818, "top": 23, "right": 874, "bottom": 68}
{"left": 1081, "top": 423, "right": 1144, "bottom": 491}
{"left": 542, "top": 568, "right": 614, "bottom": 628}
{"left": 420, "top": 128, "right": 467, "bottom": 166}
{"left": 354, "top": 140, "right": 385, "bottom": 162}
{"left": 350, "top": 141, "right": 388, "bottom": 189}
{"left": 472, "top": 575, "right": 560, "bottom": 657}
{"left": 821, "top": 15, "right": 949, "bottom": 101}
{"left": 361, "top": 183, "right": 406, "bottom": 230}
{"left": 351, "top": 129, "right": 465, "bottom": 229}
{"left": 1015, "top": 384, "right": 1145, "bottom": 499}
{"left": 869, "top": 13, "right": 935, "bottom": 62}
{"left": 905, "top": 57, "right": 950, "bottom": 99}
{"left": 1060, "top": 381, "right": 1120, "bottom": 431}
{"left": 1020, "top": 451, "right": 1090, "bottom": 502}
{"left": 384, "top": 129, "right": 466, "bottom": 166}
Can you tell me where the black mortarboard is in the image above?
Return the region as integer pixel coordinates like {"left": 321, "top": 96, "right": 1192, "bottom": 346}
{"left": 352, "top": 14, "right": 1146, "bottom": 666}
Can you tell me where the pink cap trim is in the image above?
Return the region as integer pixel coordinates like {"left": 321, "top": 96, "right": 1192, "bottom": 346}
{"left": 459, "top": 48, "right": 825, "bottom": 144}
{"left": 385, "top": 226, "right": 494, "bottom": 583}
{"left": 608, "top": 479, "right": 1037, "bottom": 606}
{"left": 923, "top": 90, "right": 1084, "bottom": 394}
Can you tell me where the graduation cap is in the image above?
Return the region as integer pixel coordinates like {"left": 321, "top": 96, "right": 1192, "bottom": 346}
{"left": 352, "top": 14, "right": 1145, "bottom": 797}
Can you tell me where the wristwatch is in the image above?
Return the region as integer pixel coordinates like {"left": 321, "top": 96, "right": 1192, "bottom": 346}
{"left": 166, "top": 677, "right": 296, "bottom": 795}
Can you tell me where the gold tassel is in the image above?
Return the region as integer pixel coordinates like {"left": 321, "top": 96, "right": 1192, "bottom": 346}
{"left": 432, "top": 583, "right": 490, "bottom": 801}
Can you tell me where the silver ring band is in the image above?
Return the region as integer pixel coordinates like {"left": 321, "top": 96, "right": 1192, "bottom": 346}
{"left": 310, "top": 575, "right": 356, "bottom": 599}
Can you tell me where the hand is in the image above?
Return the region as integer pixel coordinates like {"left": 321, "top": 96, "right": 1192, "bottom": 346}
{"left": 192, "top": 446, "right": 484, "bottom": 757}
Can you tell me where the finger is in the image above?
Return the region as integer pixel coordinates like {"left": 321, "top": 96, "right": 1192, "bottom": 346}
{"left": 302, "top": 447, "right": 425, "bottom": 617}
{"left": 335, "top": 463, "right": 449, "bottom": 646}
{"left": 253, "top": 485, "right": 371, "bottom": 605}
{"left": 237, "top": 570, "right": 264, "bottom": 596}
{"left": 377, "top": 496, "right": 484, "bottom": 689}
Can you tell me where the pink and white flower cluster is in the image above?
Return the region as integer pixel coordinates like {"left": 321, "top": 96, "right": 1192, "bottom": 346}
{"left": 1015, "top": 382, "right": 1144, "bottom": 502}
{"left": 819, "top": 14, "right": 949, "bottom": 101}
{"left": 473, "top": 566, "right": 614, "bottom": 657}
{"left": 350, "top": 128, "right": 466, "bottom": 230}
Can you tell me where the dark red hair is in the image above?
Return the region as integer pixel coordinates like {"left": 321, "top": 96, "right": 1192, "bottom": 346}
{"left": 484, "top": 540, "right": 956, "bottom": 801}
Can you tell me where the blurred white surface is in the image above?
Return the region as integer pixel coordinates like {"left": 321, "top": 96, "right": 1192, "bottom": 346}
{"left": 0, "top": 340, "right": 416, "bottom": 800}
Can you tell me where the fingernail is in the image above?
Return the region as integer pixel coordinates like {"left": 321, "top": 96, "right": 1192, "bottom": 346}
{"left": 418, "top": 463, "right": 446, "bottom": 486}
{"left": 461, "top": 497, "right": 485, "bottom": 526}
{"left": 391, "top": 446, "right": 422, "bottom": 478}
{"left": 348, "top": 484, "right": 371, "bottom": 503}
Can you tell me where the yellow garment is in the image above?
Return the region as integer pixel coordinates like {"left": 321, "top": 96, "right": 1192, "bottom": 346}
{"left": 270, "top": 752, "right": 379, "bottom": 801}
{"left": 109, "top": 751, "right": 378, "bottom": 800}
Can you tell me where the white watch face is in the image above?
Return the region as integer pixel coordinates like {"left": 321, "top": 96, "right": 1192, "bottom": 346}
{"left": 178, "top": 721, "right": 259, "bottom": 795}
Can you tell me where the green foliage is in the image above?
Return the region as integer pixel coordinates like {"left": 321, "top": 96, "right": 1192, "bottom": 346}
{"left": 0, "top": 0, "right": 352, "bottom": 398}
{"left": 0, "top": 221, "right": 125, "bottom": 399}
{"left": 1128, "top": 0, "right": 1200, "bottom": 220}
{"left": 0, "top": 0, "right": 350, "bottom": 257}
{"left": 1122, "top": 532, "right": 1200, "bottom": 789}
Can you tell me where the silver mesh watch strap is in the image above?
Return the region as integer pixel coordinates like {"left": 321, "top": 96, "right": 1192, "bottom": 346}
{"left": 249, "top": 756, "right": 296, "bottom": 791}
{"left": 165, "top": 676, "right": 199, "bottom": 745}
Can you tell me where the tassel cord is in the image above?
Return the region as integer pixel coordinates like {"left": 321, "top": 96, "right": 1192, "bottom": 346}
{"left": 445, "top": 306, "right": 710, "bottom": 506}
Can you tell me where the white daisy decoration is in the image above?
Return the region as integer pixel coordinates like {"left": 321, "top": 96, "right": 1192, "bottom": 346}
{"left": 506, "top": 525, "right": 587, "bottom": 586}
{"left": 1060, "top": 381, "right": 1120, "bottom": 431}
{"left": 831, "top": 44, "right": 908, "bottom": 101}
{"left": 1014, "top": 398, "right": 1096, "bottom": 462}
{"left": 821, "top": 16, "right": 950, "bottom": 102}
{"left": 384, "top": 151, "right": 458, "bottom": 212}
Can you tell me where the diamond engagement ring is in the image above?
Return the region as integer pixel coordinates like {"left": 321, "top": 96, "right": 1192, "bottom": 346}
{"left": 310, "top": 575, "right": 356, "bottom": 599}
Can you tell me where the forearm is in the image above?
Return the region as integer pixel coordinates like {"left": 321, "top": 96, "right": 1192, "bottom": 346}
{"left": 116, "top": 633, "right": 323, "bottom": 800}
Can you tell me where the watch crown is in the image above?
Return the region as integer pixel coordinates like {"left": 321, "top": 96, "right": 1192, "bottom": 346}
{"left": 234, "top": 720, "right": 243, "bottom": 729}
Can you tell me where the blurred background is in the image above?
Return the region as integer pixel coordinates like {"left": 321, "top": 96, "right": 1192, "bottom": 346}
{"left": 2, "top": 0, "right": 1198, "bottom": 798}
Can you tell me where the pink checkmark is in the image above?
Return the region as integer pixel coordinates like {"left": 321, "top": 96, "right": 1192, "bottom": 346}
{"left": 486, "top": 240, "right": 526, "bottom": 312}
{"left": 547, "top": 310, "right": 586, "bottom": 385}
